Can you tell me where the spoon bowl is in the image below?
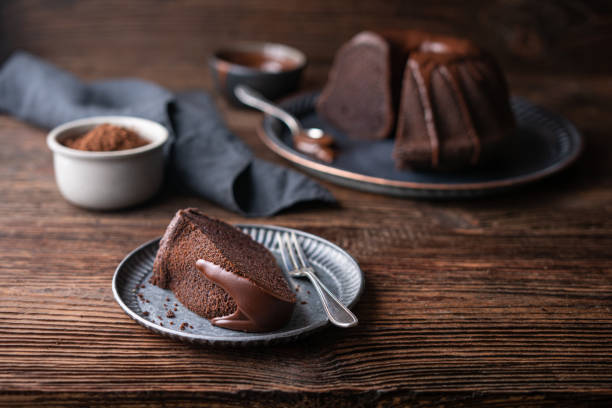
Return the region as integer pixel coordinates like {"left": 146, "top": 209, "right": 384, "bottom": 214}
{"left": 234, "top": 85, "right": 337, "bottom": 162}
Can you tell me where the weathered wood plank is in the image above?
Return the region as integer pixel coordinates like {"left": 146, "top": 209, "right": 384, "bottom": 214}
{"left": 1, "top": 0, "right": 611, "bottom": 82}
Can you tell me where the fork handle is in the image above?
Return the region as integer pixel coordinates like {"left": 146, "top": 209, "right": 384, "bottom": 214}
{"left": 302, "top": 269, "right": 358, "bottom": 328}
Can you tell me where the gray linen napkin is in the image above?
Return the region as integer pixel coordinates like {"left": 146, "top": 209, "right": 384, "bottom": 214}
{"left": 0, "top": 51, "right": 334, "bottom": 216}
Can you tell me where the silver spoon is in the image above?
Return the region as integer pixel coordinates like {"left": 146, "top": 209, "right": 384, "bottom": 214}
{"left": 234, "top": 85, "right": 336, "bottom": 162}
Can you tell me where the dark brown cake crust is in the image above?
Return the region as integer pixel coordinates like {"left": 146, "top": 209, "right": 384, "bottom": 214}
{"left": 151, "top": 209, "right": 295, "bottom": 322}
{"left": 316, "top": 31, "right": 394, "bottom": 141}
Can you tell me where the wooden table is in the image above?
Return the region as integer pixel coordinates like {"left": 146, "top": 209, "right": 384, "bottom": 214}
{"left": 2, "top": 71, "right": 611, "bottom": 407}
{"left": 2, "top": 2, "right": 612, "bottom": 406}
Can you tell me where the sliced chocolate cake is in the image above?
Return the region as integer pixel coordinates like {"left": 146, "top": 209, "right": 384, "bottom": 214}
{"left": 151, "top": 208, "right": 295, "bottom": 332}
{"left": 317, "top": 30, "right": 515, "bottom": 170}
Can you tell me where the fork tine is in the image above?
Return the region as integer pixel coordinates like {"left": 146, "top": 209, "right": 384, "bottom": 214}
{"left": 276, "top": 233, "right": 293, "bottom": 272}
{"left": 283, "top": 233, "right": 301, "bottom": 270}
{"left": 290, "top": 232, "right": 309, "bottom": 269}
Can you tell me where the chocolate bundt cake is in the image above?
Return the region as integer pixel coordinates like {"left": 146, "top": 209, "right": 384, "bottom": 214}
{"left": 151, "top": 208, "right": 295, "bottom": 332}
{"left": 317, "top": 30, "right": 515, "bottom": 170}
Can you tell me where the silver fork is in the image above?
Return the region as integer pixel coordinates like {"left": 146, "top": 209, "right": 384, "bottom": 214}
{"left": 277, "top": 232, "right": 358, "bottom": 328}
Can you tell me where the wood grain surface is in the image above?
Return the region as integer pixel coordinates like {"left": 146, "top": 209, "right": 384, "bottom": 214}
{"left": 1, "top": 1, "right": 612, "bottom": 407}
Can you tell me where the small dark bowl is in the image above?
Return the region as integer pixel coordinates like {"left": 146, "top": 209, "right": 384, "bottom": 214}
{"left": 209, "top": 42, "right": 307, "bottom": 107}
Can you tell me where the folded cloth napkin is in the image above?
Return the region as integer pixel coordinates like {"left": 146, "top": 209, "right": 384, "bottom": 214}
{"left": 0, "top": 51, "right": 334, "bottom": 216}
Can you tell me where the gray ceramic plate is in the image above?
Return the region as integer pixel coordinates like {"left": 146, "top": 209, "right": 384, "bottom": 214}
{"left": 112, "top": 224, "right": 364, "bottom": 346}
{"left": 257, "top": 92, "right": 583, "bottom": 197}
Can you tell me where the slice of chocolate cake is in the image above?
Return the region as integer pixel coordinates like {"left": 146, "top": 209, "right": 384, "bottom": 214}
{"left": 151, "top": 208, "right": 295, "bottom": 332}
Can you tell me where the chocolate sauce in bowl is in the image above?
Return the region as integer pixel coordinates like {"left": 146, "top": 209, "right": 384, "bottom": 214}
{"left": 217, "top": 51, "right": 299, "bottom": 72}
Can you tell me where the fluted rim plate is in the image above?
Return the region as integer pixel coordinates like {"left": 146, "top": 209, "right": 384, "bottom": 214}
{"left": 112, "top": 224, "right": 364, "bottom": 346}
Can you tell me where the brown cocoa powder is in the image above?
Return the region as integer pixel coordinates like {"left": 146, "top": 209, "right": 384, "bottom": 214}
{"left": 63, "top": 123, "right": 149, "bottom": 151}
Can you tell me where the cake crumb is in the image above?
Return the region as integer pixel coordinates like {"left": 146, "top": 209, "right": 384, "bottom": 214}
{"left": 307, "top": 290, "right": 311, "bottom": 295}
{"left": 174, "top": 303, "right": 178, "bottom": 307}
{"left": 169, "top": 321, "right": 174, "bottom": 325}
{"left": 157, "top": 315, "right": 162, "bottom": 320}
{"left": 159, "top": 322, "right": 164, "bottom": 326}
{"left": 141, "top": 284, "right": 146, "bottom": 289}
{"left": 166, "top": 297, "right": 170, "bottom": 302}
{"left": 300, "top": 301, "right": 308, "bottom": 305}
{"left": 179, "top": 322, "right": 188, "bottom": 331}
{"left": 166, "top": 310, "right": 175, "bottom": 318}
{"left": 189, "top": 325, "right": 193, "bottom": 329}
{"left": 145, "top": 299, "right": 150, "bottom": 303}
{"left": 142, "top": 311, "right": 149, "bottom": 317}
{"left": 163, "top": 304, "right": 167, "bottom": 308}
{"left": 173, "top": 308, "right": 177, "bottom": 312}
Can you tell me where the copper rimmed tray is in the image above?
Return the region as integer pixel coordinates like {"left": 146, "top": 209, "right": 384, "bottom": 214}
{"left": 257, "top": 92, "right": 582, "bottom": 198}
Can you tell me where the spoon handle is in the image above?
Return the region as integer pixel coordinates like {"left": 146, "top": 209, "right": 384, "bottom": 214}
{"left": 234, "top": 85, "right": 301, "bottom": 136}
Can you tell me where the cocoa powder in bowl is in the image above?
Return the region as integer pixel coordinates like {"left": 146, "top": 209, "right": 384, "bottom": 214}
{"left": 63, "top": 123, "right": 150, "bottom": 151}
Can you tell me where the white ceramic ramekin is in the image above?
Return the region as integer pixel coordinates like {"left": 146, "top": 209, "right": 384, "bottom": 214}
{"left": 47, "top": 116, "right": 169, "bottom": 210}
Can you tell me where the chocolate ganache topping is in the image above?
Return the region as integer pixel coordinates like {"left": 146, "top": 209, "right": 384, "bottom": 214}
{"left": 196, "top": 260, "right": 294, "bottom": 332}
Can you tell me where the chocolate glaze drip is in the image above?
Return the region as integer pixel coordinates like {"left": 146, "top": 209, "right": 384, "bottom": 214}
{"left": 195, "top": 259, "right": 294, "bottom": 332}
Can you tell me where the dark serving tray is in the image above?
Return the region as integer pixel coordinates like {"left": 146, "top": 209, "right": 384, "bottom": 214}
{"left": 258, "top": 92, "right": 583, "bottom": 198}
